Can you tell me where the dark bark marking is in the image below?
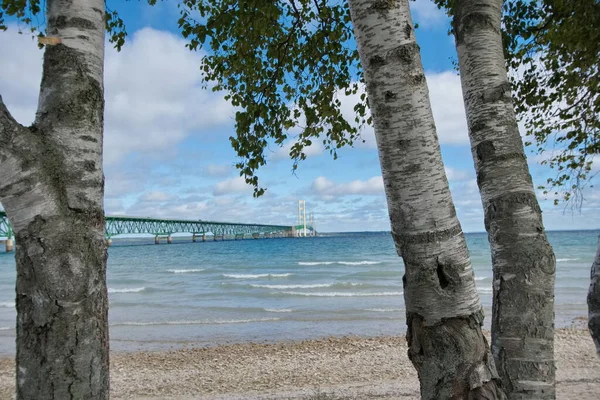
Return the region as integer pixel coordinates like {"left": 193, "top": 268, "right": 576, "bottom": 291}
{"left": 80, "top": 135, "right": 98, "bottom": 143}
{"left": 455, "top": 11, "right": 499, "bottom": 44}
{"left": 384, "top": 90, "right": 396, "bottom": 101}
{"left": 409, "top": 73, "right": 425, "bottom": 85}
{"left": 404, "top": 23, "right": 412, "bottom": 39}
{"left": 481, "top": 82, "right": 512, "bottom": 104}
{"left": 485, "top": 191, "right": 543, "bottom": 222}
{"left": 0, "top": 176, "right": 37, "bottom": 198}
{"left": 49, "top": 16, "right": 96, "bottom": 31}
{"left": 436, "top": 261, "right": 450, "bottom": 289}
{"left": 390, "top": 42, "right": 419, "bottom": 66}
{"left": 475, "top": 140, "right": 526, "bottom": 164}
{"left": 393, "top": 224, "right": 463, "bottom": 246}
{"left": 404, "top": 163, "right": 421, "bottom": 175}
{"left": 476, "top": 140, "right": 495, "bottom": 162}
{"left": 83, "top": 161, "right": 96, "bottom": 172}
{"left": 369, "top": 0, "right": 397, "bottom": 12}
{"left": 368, "top": 55, "right": 385, "bottom": 68}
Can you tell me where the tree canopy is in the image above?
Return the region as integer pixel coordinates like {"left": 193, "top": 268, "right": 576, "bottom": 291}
{"left": 502, "top": 0, "right": 599, "bottom": 206}
{"left": 4, "top": 0, "right": 597, "bottom": 202}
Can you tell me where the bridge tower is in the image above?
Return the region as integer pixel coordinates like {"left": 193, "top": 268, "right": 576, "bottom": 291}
{"left": 309, "top": 212, "right": 315, "bottom": 236}
{"left": 298, "top": 200, "right": 307, "bottom": 237}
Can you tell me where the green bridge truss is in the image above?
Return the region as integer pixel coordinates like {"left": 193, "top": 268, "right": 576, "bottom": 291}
{"left": 0, "top": 211, "right": 13, "bottom": 239}
{"left": 0, "top": 211, "right": 313, "bottom": 239}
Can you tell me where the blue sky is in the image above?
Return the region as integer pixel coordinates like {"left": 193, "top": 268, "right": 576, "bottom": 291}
{"left": 1, "top": 0, "right": 599, "bottom": 232}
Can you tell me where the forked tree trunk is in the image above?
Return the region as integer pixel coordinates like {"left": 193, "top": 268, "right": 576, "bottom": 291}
{"left": 0, "top": 0, "right": 109, "bottom": 398}
{"left": 589, "top": 238, "right": 600, "bottom": 355}
{"left": 453, "top": 0, "right": 556, "bottom": 398}
{"left": 346, "top": 1, "right": 504, "bottom": 398}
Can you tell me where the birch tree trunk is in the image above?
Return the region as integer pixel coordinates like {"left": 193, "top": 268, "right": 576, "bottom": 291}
{"left": 347, "top": 1, "right": 503, "bottom": 398}
{"left": 0, "top": 0, "right": 109, "bottom": 398}
{"left": 588, "top": 238, "right": 600, "bottom": 355}
{"left": 453, "top": 0, "right": 556, "bottom": 398}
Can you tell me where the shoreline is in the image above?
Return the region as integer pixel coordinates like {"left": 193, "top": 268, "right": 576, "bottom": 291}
{"left": 1, "top": 328, "right": 599, "bottom": 399}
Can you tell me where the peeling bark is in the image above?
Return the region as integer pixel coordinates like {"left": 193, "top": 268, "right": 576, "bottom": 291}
{"left": 588, "top": 238, "right": 600, "bottom": 355}
{"left": 453, "top": 0, "right": 556, "bottom": 398}
{"left": 0, "top": 0, "right": 109, "bottom": 398}
{"left": 347, "top": 0, "right": 504, "bottom": 398}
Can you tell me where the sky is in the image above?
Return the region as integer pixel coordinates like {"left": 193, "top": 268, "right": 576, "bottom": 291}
{"left": 0, "top": 0, "right": 599, "bottom": 233}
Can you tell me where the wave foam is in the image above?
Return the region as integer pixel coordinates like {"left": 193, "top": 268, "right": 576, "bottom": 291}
{"left": 264, "top": 308, "right": 293, "bottom": 313}
{"left": 557, "top": 258, "right": 579, "bottom": 262}
{"left": 276, "top": 291, "right": 403, "bottom": 297}
{"left": 478, "top": 287, "right": 493, "bottom": 294}
{"left": 0, "top": 301, "right": 15, "bottom": 308}
{"left": 167, "top": 269, "right": 205, "bottom": 274}
{"left": 365, "top": 308, "right": 403, "bottom": 312}
{"left": 474, "top": 277, "right": 488, "bottom": 281}
{"left": 251, "top": 282, "right": 362, "bottom": 290}
{"left": 223, "top": 273, "right": 292, "bottom": 279}
{"left": 298, "top": 262, "right": 335, "bottom": 266}
{"left": 113, "top": 317, "right": 279, "bottom": 327}
{"left": 299, "top": 261, "right": 381, "bottom": 266}
{"left": 0, "top": 327, "right": 11, "bottom": 331}
{"left": 108, "top": 287, "right": 146, "bottom": 294}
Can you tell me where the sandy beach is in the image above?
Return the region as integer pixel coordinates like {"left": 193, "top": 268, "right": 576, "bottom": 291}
{"left": 0, "top": 328, "right": 598, "bottom": 399}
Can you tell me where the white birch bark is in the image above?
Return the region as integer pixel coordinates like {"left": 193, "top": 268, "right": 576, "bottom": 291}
{"left": 588, "top": 238, "right": 600, "bottom": 355}
{"left": 346, "top": 1, "right": 503, "bottom": 398}
{"left": 0, "top": 0, "right": 109, "bottom": 398}
{"left": 453, "top": 0, "right": 556, "bottom": 398}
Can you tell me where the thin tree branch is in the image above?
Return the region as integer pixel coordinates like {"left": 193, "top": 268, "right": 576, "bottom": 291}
{"left": 0, "top": 94, "right": 22, "bottom": 146}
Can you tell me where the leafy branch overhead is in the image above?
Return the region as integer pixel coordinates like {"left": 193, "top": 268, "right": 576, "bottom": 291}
{"left": 436, "top": 0, "right": 599, "bottom": 206}
{"left": 176, "top": 0, "right": 367, "bottom": 196}
{"left": 502, "top": 0, "right": 599, "bottom": 206}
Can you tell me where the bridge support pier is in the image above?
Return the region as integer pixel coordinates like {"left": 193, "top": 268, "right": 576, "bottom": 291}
{"left": 5, "top": 239, "right": 13, "bottom": 252}
{"left": 252, "top": 233, "right": 260, "bottom": 239}
{"left": 167, "top": 236, "right": 172, "bottom": 244}
{"left": 235, "top": 234, "right": 244, "bottom": 240}
{"left": 155, "top": 236, "right": 160, "bottom": 245}
{"left": 202, "top": 234, "right": 206, "bottom": 242}
{"left": 106, "top": 238, "right": 112, "bottom": 247}
{"left": 192, "top": 234, "right": 196, "bottom": 243}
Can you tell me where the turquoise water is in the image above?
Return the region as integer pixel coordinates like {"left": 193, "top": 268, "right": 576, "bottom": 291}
{"left": 0, "top": 230, "right": 597, "bottom": 354}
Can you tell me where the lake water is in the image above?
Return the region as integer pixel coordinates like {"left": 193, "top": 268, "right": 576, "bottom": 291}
{"left": 0, "top": 230, "right": 597, "bottom": 354}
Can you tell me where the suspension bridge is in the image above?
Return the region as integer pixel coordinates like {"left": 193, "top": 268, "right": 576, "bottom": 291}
{"left": 0, "top": 208, "right": 315, "bottom": 252}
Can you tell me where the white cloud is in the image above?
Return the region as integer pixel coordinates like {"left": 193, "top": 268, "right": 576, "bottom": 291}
{"left": 445, "top": 166, "right": 472, "bottom": 182}
{"left": 103, "top": 28, "right": 233, "bottom": 165}
{"left": 0, "top": 31, "right": 43, "bottom": 124}
{"left": 139, "top": 191, "right": 175, "bottom": 202}
{"left": 311, "top": 176, "right": 384, "bottom": 196}
{"left": 213, "top": 176, "right": 253, "bottom": 196}
{"left": 204, "top": 164, "right": 233, "bottom": 178}
{"left": 427, "top": 71, "right": 470, "bottom": 145}
{"left": 410, "top": 0, "right": 449, "bottom": 29}
{"left": 0, "top": 27, "right": 234, "bottom": 167}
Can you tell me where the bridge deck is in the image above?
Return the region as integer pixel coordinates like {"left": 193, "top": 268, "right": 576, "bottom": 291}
{"left": 0, "top": 211, "right": 313, "bottom": 239}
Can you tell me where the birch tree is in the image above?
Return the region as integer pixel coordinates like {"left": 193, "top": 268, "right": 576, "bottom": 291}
{"left": 344, "top": 2, "right": 504, "bottom": 397}
{"left": 501, "top": 0, "right": 600, "bottom": 357}
{"left": 449, "top": 0, "right": 556, "bottom": 397}
{"left": 590, "top": 240, "right": 600, "bottom": 355}
{"left": 0, "top": 0, "right": 110, "bottom": 398}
